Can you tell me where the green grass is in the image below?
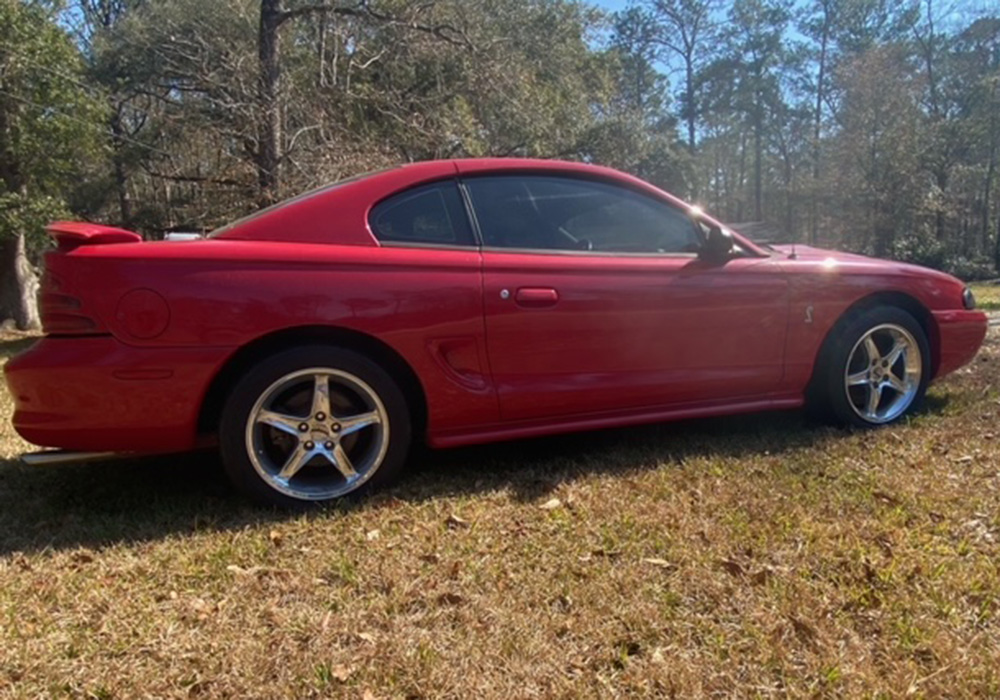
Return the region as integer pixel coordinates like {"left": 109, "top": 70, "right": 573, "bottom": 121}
{"left": 970, "top": 282, "right": 1000, "bottom": 311}
{"left": 1, "top": 329, "right": 999, "bottom": 697}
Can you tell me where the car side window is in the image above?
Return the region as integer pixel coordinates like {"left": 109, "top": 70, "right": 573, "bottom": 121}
{"left": 463, "top": 175, "right": 701, "bottom": 254}
{"left": 370, "top": 181, "right": 474, "bottom": 246}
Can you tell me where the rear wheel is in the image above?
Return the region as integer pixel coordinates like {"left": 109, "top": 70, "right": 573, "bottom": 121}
{"left": 814, "top": 306, "right": 930, "bottom": 428}
{"left": 219, "top": 346, "right": 411, "bottom": 508}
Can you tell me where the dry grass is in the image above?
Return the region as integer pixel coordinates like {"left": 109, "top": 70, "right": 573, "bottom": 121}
{"left": 1, "top": 326, "right": 999, "bottom": 699}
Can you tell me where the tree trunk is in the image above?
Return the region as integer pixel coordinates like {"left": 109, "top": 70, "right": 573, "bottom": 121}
{"left": 983, "top": 98, "right": 997, "bottom": 255}
{"left": 318, "top": 11, "right": 328, "bottom": 87}
{"left": 685, "top": 58, "right": 696, "bottom": 154}
{"left": 110, "top": 108, "right": 134, "bottom": 228}
{"left": 984, "top": 152, "right": 995, "bottom": 256}
{"left": 0, "top": 233, "right": 41, "bottom": 330}
{"left": 257, "top": 0, "right": 283, "bottom": 206}
{"left": 935, "top": 167, "right": 948, "bottom": 241}
{"left": 810, "top": 13, "right": 829, "bottom": 245}
{"left": 754, "top": 107, "right": 763, "bottom": 221}
{"left": 737, "top": 130, "right": 747, "bottom": 222}
{"left": 995, "top": 192, "right": 1000, "bottom": 273}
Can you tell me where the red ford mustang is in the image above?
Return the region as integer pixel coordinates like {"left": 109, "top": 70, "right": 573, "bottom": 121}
{"left": 4, "top": 159, "right": 988, "bottom": 506}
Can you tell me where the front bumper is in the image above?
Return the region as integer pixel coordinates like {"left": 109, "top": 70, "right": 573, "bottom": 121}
{"left": 932, "top": 309, "right": 989, "bottom": 379}
{"left": 3, "top": 336, "right": 229, "bottom": 452}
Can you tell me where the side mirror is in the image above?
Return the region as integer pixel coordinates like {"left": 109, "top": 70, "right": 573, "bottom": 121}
{"left": 699, "top": 224, "right": 734, "bottom": 263}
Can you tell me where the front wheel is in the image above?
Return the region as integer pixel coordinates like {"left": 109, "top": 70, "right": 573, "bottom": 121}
{"left": 815, "top": 306, "right": 930, "bottom": 428}
{"left": 219, "top": 346, "right": 411, "bottom": 508}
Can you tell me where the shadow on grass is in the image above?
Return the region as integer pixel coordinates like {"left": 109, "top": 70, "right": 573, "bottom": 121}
{"left": 0, "top": 396, "right": 952, "bottom": 556}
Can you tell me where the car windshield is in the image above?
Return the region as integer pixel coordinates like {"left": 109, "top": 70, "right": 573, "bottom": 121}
{"left": 207, "top": 168, "right": 391, "bottom": 238}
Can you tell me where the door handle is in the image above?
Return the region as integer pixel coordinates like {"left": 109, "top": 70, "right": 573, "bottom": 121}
{"left": 514, "top": 287, "right": 559, "bottom": 307}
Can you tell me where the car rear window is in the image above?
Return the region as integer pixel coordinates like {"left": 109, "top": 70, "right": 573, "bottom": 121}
{"left": 369, "top": 181, "right": 474, "bottom": 246}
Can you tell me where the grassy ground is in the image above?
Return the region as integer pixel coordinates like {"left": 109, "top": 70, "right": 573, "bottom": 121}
{"left": 1, "top": 328, "right": 999, "bottom": 699}
{"left": 970, "top": 281, "right": 1000, "bottom": 311}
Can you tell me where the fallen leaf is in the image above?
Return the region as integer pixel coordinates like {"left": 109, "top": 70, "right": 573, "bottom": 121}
{"left": 446, "top": 514, "right": 470, "bottom": 529}
{"left": 863, "top": 558, "right": 879, "bottom": 585}
{"left": 641, "top": 558, "right": 677, "bottom": 571}
{"left": 70, "top": 550, "right": 94, "bottom": 565}
{"left": 719, "top": 559, "right": 745, "bottom": 577}
{"left": 790, "top": 616, "right": 820, "bottom": 648}
{"left": 419, "top": 553, "right": 440, "bottom": 564}
{"left": 437, "top": 592, "right": 465, "bottom": 605}
{"left": 590, "top": 548, "right": 621, "bottom": 560}
{"left": 268, "top": 529, "right": 284, "bottom": 546}
{"left": 551, "top": 594, "right": 572, "bottom": 612}
{"left": 365, "top": 529, "right": 380, "bottom": 541}
{"left": 331, "top": 664, "right": 353, "bottom": 682}
{"left": 539, "top": 498, "right": 562, "bottom": 510}
{"left": 226, "top": 565, "right": 291, "bottom": 578}
{"left": 751, "top": 567, "right": 774, "bottom": 585}
{"left": 953, "top": 455, "right": 974, "bottom": 464}
{"left": 873, "top": 490, "right": 899, "bottom": 506}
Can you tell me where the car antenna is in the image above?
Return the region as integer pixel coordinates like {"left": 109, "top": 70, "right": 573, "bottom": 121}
{"left": 789, "top": 230, "right": 797, "bottom": 260}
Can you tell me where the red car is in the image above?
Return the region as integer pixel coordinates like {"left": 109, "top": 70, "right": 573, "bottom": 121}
{"left": 4, "top": 159, "right": 988, "bottom": 506}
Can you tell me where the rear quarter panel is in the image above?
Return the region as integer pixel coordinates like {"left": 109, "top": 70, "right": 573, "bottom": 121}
{"left": 61, "top": 240, "right": 498, "bottom": 432}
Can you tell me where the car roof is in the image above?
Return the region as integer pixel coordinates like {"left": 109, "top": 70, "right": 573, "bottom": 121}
{"left": 214, "top": 158, "right": 757, "bottom": 252}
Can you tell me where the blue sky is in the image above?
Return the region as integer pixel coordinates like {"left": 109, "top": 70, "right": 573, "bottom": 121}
{"left": 591, "top": 0, "right": 631, "bottom": 10}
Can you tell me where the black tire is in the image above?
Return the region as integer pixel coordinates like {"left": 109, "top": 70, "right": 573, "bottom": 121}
{"left": 811, "top": 305, "right": 931, "bottom": 428}
{"left": 219, "top": 345, "right": 411, "bottom": 508}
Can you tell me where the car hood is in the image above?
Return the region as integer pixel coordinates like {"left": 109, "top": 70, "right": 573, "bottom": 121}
{"left": 769, "top": 243, "right": 963, "bottom": 283}
{"left": 770, "top": 244, "right": 880, "bottom": 264}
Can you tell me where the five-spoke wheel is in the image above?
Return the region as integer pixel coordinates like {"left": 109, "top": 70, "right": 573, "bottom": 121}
{"left": 843, "top": 323, "right": 922, "bottom": 424}
{"left": 220, "top": 346, "right": 411, "bottom": 507}
{"left": 814, "top": 305, "right": 930, "bottom": 428}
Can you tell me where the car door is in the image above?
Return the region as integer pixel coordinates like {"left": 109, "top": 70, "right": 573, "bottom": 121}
{"left": 463, "top": 174, "right": 790, "bottom": 422}
{"left": 365, "top": 178, "right": 498, "bottom": 429}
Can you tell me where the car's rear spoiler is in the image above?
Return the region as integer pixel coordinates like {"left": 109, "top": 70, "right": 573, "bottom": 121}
{"left": 46, "top": 221, "right": 142, "bottom": 252}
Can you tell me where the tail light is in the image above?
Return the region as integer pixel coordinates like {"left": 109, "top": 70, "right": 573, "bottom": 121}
{"left": 39, "top": 270, "right": 106, "bottom": 335}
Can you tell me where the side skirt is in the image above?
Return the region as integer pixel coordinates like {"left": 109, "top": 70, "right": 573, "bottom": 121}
{"left": 428, "top": 394, "right": 805, "bottom": 449}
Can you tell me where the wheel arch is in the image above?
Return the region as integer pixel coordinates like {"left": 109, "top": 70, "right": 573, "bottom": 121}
{"left": 198, "top": 325, "right": 428, "bottom": 440}
{"left": 810, "top": 291, "right": 940, "bottom": 388}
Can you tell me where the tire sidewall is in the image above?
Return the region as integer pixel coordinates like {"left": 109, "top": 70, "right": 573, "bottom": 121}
{"left": 219, "top": 345, "right": 412, "bottom": 508}
{"left": 822, "top": 306, "right": 931, "bottom": 428}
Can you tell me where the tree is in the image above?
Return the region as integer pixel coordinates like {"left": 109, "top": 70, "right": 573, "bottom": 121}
{"left": 73, "top": 0, "right": 147, "bottom": 229}
{"left": 584, "top": 5, "right": 686, "bottom": 192}
{"left": 0, "top": 0, "right": 104, "bottom": 328}
{"left": 950, "top": 16, "right": 1000, "bottom": 267}
{"left": 702, "top": 0, "right": 793, "bottom": 221}
{"left": 647, "top": 0, "right": 718, "bottom": 160}
{"left": 800, "top": 0, "right": 838, "bottom": 243}
{"left": 830, "top": 46, "right": 923, "bottom": 257}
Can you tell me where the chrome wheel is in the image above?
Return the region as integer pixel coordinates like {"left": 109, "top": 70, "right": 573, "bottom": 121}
{"left": 844, "top": 323, "right": 922, "bottom": 424}
{"left": 245, "top": 368, "right": 389, "bottom": 501}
